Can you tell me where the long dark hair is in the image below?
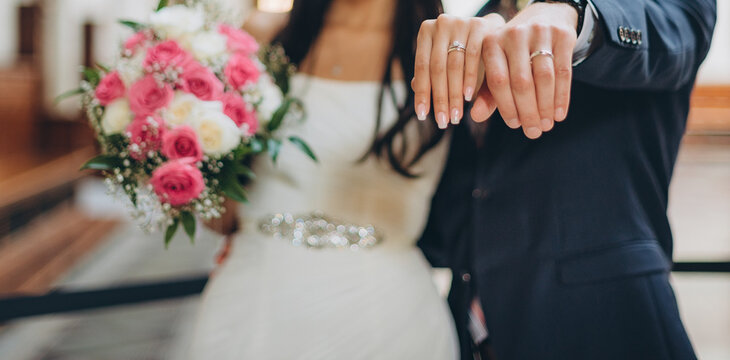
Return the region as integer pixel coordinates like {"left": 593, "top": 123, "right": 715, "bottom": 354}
{"left": 273, "top": 0, "right": 444, "bottom": 177}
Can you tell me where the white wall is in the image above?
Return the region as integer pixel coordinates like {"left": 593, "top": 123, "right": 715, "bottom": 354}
{"left": 697, "top": 0, "right": 730, "bottom": 84}
{"left": 0, "top": 0, "right": 19, "bottom": 67}
{"left": 443, "top": 0, "right": 484, "bottom": 16}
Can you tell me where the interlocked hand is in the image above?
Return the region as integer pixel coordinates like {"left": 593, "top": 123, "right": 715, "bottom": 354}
{"left": 412, "top": 3, "right": 579, "bottom": 139}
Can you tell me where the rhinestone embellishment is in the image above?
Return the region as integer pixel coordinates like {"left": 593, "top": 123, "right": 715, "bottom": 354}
{"left": 258, "top": 212, "right": 383, "bottom": 250}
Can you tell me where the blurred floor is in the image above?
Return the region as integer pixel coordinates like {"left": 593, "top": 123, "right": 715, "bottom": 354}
{"left": 0, "top": 137, "right": 727, "bottom": 360}
{"left": 0, "top": 187, "right": 222, "bottom": 360}
{"left": 668, "top": 137, "right": 730, "bottom": 360}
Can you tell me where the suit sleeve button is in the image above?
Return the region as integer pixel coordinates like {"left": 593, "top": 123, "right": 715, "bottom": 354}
{"left": 472, "top": 188, "right": 489, "bottom": 199}
{"left": 461, "top": 273, "right": 472, "bottom": 282}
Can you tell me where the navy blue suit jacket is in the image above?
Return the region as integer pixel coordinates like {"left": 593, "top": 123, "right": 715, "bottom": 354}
{"left": 418, "top": 1, "right": 716, "bottom": 359}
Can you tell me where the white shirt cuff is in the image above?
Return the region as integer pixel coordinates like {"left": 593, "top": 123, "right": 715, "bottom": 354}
{"left": 573, "top": 0, "right": 598, "bottom": 65}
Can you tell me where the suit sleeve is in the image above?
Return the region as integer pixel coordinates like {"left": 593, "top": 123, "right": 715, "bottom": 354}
{"left": 573, "top": 0, "right": 717, "bottom": 90}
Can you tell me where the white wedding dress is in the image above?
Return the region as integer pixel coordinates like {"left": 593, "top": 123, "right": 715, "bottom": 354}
{"left": 189, "top": 74, "right": 459, "bottom": 360}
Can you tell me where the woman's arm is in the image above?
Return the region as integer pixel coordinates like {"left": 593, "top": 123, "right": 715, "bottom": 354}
{"left": 242, "top": 10, "right": 289, "bottom": 44}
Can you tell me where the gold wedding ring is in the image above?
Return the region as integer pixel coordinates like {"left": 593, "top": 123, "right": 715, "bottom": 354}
{"left": 447, "top": 41, "right": 467, "bottom": 54}
{"left": 529, "top": 49, "right": 554, "bottom": 64}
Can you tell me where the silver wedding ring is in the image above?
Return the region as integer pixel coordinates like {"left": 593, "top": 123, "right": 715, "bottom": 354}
{"left": 447, "top": 41, "right": 467, "bottom": 54}
{"left": 529, "top": 49, "right": 554, "bottom": 64}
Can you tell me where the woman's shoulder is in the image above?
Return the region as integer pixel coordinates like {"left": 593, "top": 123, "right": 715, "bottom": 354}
{"left": 243, "top": 10, "right": 289, "bottom": 44}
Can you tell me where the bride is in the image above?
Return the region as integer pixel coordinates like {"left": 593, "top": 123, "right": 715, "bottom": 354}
{"left": 189, "top": 0, "right": 458, "bottom": 358}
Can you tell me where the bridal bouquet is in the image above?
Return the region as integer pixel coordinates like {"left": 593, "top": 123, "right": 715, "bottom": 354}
{"left": 64, "top": 1, "right": 314, "bottom": 245}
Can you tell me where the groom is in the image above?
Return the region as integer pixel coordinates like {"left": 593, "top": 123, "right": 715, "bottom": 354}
{"left": 417, "top": 0, "right": 716, "bottom": 359}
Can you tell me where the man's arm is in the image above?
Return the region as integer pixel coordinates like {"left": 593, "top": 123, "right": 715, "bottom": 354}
{"left": 573, "top": 0, "right": 716, "bottom": 90}
{"left": 412, "top": 0, "right": 717, "bottom": 139}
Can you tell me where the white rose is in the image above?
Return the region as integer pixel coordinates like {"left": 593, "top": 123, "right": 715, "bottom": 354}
{"left": 191, "top": 110, "right": 241, "bottom": 156}
{"left": 117, "top": 52, "right": 145, "bottom": 87}
{"left": 149, "top": 5, "right": 204, "bottom": 39}
{"left": 190, "top": 31, "right": 227, "bottom": 61}
{"left": 191, "top": 100, "right": 224, "bottom": 117}
{"left": 162, "top": 91, "right": 199, "bottom": 126}
{"left": 101, "top": 99, "right": 133, "bottom": 135}
{"left": 255, "top": 74, "right": 284, "bottom": 121}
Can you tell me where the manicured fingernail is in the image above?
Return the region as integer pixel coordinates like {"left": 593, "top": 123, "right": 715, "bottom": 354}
{"left": 525, "top": 127, "right": 542, "bottom": 139}
{"left": 505, "top": 118, "right": 520, "bottom": 128}
{"left": 464, "top": 87, "right": 474, "bottom": 102}
{"left": 437, "top": 112, "right": 448, "bottom": 129}
{"left": 555, "top": 107, "right": 565, "bottom": 121}
{"left": 417, "top": 104, "right": 427, "bottom": 121}
{"left": 451, "top": 108, "right": 460, "bottom": 124}
{"left": 541, "top": 118, "right": 553, "bottom": 131}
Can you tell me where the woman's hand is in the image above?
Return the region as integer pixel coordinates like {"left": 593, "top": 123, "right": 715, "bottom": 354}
{"left": 205, "top": 199, "right": 239, "bottom": 270}
{"left": 204, "top": 198, "right": 240, "bottom": 236}
{"left": 412, "top": 14, "right": 505, "bottom": 128}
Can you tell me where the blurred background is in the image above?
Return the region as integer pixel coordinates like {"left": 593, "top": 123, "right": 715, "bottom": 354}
{"left": 0, "top": 0, "right": 728, "bottom": 359}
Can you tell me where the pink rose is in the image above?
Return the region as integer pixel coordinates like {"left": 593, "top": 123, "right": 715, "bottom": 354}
{"left": 220, "top": 92, "right": 258, "bottom": 135}
{"left": 218, "top": 24, "right": 259, "bottom": 55}
{"left": 95, "top": 71, "right": 126, "bottom": 106}
{"left": 143, "top": 40, "right": 193, "bottom": 71}
{"left": 126, "top": 115, "right": 165, "bottom": 160}
{"left": 150, "top": 158, "right": 204, "bottom": 206}
{"left": 224, "top": 52, "right": 260, "bottom": 90}
{"left": 129, "top": 74, "right": 174, "bottom": 116}
{"left": 161, "top": 125, "right": 203, "bottom": 161}
{"left": 180, "top": 65, "right": 224, "bottom": 101}
{"left": 124, "top": 31, "right": 148, "bottom": 54}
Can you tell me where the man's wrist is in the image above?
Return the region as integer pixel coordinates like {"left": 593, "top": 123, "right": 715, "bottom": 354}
{"left": 534, "top": 0, "right": 587, "bottom": 34}
{"left": 528, "top": 2, "right": 579, "bottom": 33}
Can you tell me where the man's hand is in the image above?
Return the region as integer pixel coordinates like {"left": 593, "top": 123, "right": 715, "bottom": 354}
{"left": 476, "top": 2, "right": 578, "bottom": 138}
{"left": 412, "top": 3, "right": 579, "bottom": 139}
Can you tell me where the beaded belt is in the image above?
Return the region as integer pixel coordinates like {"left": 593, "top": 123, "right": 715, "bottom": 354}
{"left": 258, "top": 212, "right": 384, "bottom": 250}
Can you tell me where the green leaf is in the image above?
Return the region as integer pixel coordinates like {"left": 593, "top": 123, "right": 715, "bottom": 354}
{"left": 219, "top": 169, "right": 248, "bottom": 203}
{"left": 165, "top": 218, "right": 179, "bottom": 248}
{"left": 96, "top": 62, "right": 111, "bottom": 73}
{"left": 266, "top": 98, "right": 294, "bottom": 132}
{"left": 225, "top": 160, "right": 256, "bottom": 179}
{"left": 54, "top": 88, "right": 84, "bottom": 104}
{"left": 118, "top": 19, "right": 146, "bottom": 32}
{"left": 232, "top": 143, "right": 252, "bottom": 159}
{"left": 235, "top": 163, "right": 256, "bottom": 179}
{"left": 222, "top": 181, "right": 248, "bottom": 203}
{"left": 267, "top": 138, "right": 281, "bottom": 164}
{"left": 181, "top": 211, "right": 196, "bottom": 243}
{"left": 156, "top": 0, "right": 169, "bottom": 11}
{"left": 106, "top": 134, "right": 127, "bottom": 145}
{"left": 288, "top": 136, "right": 317, "bottom": 162}
{"left": 249, "top": 137, "right": 266, "bottom": 154}
{"left": 83, "top": 67, "right": 101, "bottom": 86}
{"left": 80, "top": 154, "right": 121, "bottom": 171}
